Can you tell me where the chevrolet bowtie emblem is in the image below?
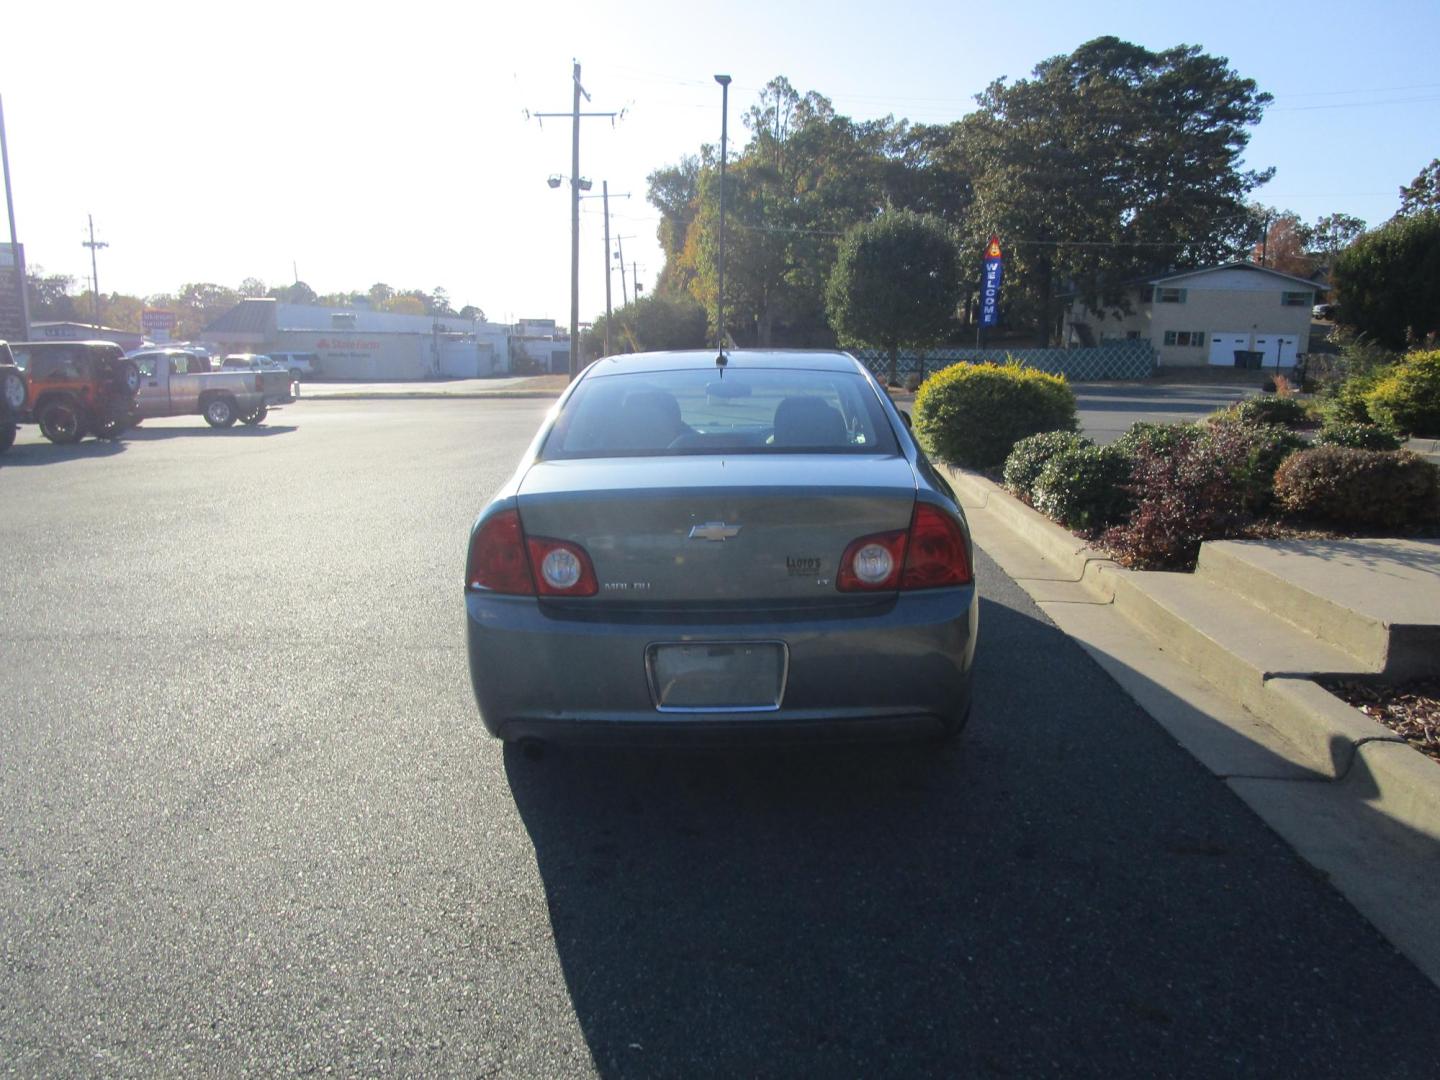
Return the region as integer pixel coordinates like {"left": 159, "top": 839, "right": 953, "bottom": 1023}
{"left": 689, "top": 521, "right": 742, "bottom": 541}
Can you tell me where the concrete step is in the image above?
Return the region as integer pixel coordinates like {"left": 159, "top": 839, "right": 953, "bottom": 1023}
{"left": 1194, "top": 540, "right": 1440, "bottom": 680}
{"left": 1104, "top": 567, "right": 1383, "bottom": 775}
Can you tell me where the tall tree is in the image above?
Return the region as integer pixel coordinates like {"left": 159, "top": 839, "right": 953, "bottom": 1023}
{"left": 238, "top": 277, "right": 269, "bottom": 298}
{"left": 1310, "top": 212, "right": 1366, "bottom": 262}
{"left": 1397, "top": 158, "right": 1439, "bottom": 217}
{"left": 1331, "top": 211, "right": 1440, "bottom": 349}
{"left": 827, "top": 210, "right": 961, "bottom": 385}
{"left": 964, "top": 37, "right": 1273, "bottom": 340}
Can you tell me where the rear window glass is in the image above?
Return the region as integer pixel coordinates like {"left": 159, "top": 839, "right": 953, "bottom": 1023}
{"left": 542, "top": 367, "right": 899, "bottom": 458}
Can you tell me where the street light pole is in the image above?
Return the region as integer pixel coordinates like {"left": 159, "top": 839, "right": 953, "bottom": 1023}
{"left": 83, "top": 214, "right": 108, "bottom": 326}
{"left": 602, "top": 181, "right": 612, "bottom": 357}
{"left": 0, "top": 94, "right": 31, "bottom": 341}
{"left": 714, "top": 74, "right": 731, "bottom": 353}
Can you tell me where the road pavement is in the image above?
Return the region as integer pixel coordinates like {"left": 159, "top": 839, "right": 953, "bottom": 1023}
{"left": 2, "top": 400, "right": 1438, "bottom": 1076}
{"left": 1073, "top": 382, "right": 1257, "bottom": 443}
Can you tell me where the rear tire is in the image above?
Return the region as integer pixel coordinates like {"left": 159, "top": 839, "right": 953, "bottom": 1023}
{"left": 95, "top": 416, "right": 129, "bottom": 440}
{"left": 38, "top": 397, "right": 86, "bottom": 444}
{"left": 113, "top": 359, "right": 141, "bottom": 396}
{"left": 203, "top": 395, "right": 238, "bottom": 428}
{"left": 240, "top": 404, "right": 268, "bottom": 426}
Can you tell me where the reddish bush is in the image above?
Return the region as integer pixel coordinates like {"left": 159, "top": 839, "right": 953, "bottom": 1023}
{"left": 1101, "top": 427, "right": 1253, "bottom": 570}
{"left": 1273, "top": 447, "right": 1440, "bottom": 527}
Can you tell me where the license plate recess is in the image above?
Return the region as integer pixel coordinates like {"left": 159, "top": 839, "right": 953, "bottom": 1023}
{"left": 646, "top": 641, "right": 788, "bottom": 712}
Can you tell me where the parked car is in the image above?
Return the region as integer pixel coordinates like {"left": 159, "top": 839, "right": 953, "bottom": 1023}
{"left": 8, "top": 341, "right": 142, "bottom": 444}
{"left": 1, "top": 340, "right": 24, "bottom": 454}
{"left": 267, "top": 351, "right": 321, "bottom": 381}
{"left": 131, "top": 348, "right": 298, "bottom": 427}
{"left": 220, "top": 353, "right": 284, "bottom": 372}
{"left": 464, "top": 349, "right": 978, "bottom": 746}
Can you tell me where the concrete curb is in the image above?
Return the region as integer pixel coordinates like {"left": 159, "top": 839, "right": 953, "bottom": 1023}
{"left": 299, "top": 390, "right": 564, "bottom": 401}
{"left": 947, "top": 469, "right": 1118, "bottom": 599}
{"left": 947, "top": 465, "right": 1440, "bottom": 829}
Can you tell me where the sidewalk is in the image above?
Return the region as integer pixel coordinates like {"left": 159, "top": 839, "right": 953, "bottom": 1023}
{"left": 950, "top": 467, "right": 1440, "bottom": 986}
{"left": 298, "top": 375, "right": 567, "bottom": 400}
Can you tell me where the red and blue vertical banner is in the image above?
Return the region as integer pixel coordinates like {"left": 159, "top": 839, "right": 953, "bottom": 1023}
{"left": 980, "top": 235, "right": 1004, "bottom": 327}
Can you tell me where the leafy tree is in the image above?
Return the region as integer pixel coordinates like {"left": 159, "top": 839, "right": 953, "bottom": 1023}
{"left": 25, "top": 267, "right": 80, "bottom": 321}
{"left": 368, "top": 282, "right": 394, "bottom": 307}
{"left": 429, "top": 287, "right": 456, "bottom": 316}
{"left": 585, "top": 293, "right": 707, "bottom": 358}
{"left": 1310, "top": 212, "right": 1366, "bottom": 260}
{"left": 238, "top": 277, "right": 269, "bottom": 298}
{"left": 271, "top": 280, "right": 315, "bottom": 305}
{"left": 1331, "top": 211, "right": 1440, "bottom": 349}
{"left": 1251, "top": 213, "right": 1314, "bottom": 276}
{"left": 964, "top": 37, "right": 1273, "bottom": 340}
{"left": 826, "top": 210, "right": 960, "bottom": 385}
{"left": 1398, "top": 158, "right": 1439, "bottom": 217}
{"left": 458, "top": 305, "right": 486, "bottom": 321}
{"left": 382, "top": 294, "right": 427, "bottom": 316}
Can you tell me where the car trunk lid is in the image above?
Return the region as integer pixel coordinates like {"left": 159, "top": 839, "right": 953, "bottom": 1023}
{"left": 516, "top": 455, "right": 917, "bottom": 604}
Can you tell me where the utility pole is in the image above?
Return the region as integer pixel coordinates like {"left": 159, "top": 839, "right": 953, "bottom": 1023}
{"left": 83, "top": 214, "right": 108, "bottom": 326}
{"left": 614, "top": 234, "right": 631, "bottom": 305}
{"left": 632, "top": 262, "right": 641, "bottom": 298}
{"left": 530, "top": 62, "right": 620, "bottom": 379}
{"left": 714, "top": 74, "right": 731, "bottom": 351}
{"left": 0, "top": 94, "right": 31, "bottom": 341}
{"left": 602, "top": 181, "right": 612, "bottom": 356}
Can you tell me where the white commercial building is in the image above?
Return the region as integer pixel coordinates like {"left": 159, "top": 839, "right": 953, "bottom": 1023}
{"left": 205, "top": 299, "right": 512, "bottom": 380}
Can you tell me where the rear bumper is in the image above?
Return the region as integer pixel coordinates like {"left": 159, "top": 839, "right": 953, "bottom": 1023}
{"left": 465, "top": 588, "right": 977, "bottom": 743}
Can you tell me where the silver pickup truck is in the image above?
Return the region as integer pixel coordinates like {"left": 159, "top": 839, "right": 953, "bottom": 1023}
{"left": 131, "top": 349, "right": 298, "bottom": 427}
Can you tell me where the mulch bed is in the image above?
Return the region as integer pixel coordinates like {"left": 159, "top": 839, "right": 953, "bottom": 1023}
{"left": 1321, "top": 679, "right": 1440, "bottom": 765}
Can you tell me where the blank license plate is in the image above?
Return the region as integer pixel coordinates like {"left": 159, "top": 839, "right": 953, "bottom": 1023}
{"left": 647, "top": 642, "right": 787, "bottom": 712}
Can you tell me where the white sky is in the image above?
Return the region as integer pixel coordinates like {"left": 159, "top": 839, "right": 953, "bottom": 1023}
{"left": 5, "top": 0, "right": 1437, "bottom": 325}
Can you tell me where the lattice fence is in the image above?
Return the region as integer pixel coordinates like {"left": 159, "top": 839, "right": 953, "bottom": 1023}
{"left": 853, "top": 341, "right": 1157, "bottom": 382}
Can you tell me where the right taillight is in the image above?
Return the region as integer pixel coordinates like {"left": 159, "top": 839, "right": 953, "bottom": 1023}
{"left": 901, "top": 503, "right": 972, "bottom": 588}
{"left": 466, "top": 509, "right": 535, "bottom": 594}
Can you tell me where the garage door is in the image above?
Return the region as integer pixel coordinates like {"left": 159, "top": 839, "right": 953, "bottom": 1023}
{"left": 1208, "top": 332, "right": 1249, "bottom": 366}
{"left": 1254, "top": 335, "right": 1300, "bottom": 369}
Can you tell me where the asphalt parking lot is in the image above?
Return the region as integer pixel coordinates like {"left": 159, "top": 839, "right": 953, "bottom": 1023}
{"left": 2, "top": 400, "right": 1438, "bottom": 1076}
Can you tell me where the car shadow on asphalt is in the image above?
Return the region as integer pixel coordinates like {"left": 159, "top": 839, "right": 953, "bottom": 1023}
{"left": 0, "top": 439, "right": 128, "bottom": 466}
{"left": 121, "top": 424, "right": 298, "bottom": 440}
{"left": 503, "top": 594, "right": 1440, "bottom": 1077}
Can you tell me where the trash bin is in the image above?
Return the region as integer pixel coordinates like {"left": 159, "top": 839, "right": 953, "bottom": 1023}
{"left": 1233, "top": 350, "right": 1264, "bottom": 370}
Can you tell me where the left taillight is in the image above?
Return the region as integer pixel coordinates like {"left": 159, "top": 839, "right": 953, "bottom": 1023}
{"left": 466, "top": 509, "right": 535, "bottom": 594}
{"left": 465, "top": 509, "right": 598, "bottom": 597}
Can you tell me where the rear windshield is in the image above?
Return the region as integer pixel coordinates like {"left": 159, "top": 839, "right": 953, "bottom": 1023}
{"left": 541, "top": 367, "right": 900, "bottom": 459}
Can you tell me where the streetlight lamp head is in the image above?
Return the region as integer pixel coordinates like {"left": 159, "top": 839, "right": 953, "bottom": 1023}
{"left": 714, "top": 74, "right": 731, "bottom": 86}
{"left": 547, "top": 175, "right": 562, "bottom": 189}
{"left": 578, "top": 178, "right": 593, "bottom": 191}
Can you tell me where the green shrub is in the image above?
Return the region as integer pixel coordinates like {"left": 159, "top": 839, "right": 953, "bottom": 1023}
{"left": 1100, "top": 427, "right": 1253, "bottom": 570}
{"left": 1002, "top": 430, "right": 1091, "bottom": 501}
{"left": 1314, "top": 422, "right": 1404, "bottom": 451}
{"left": 1365, "top": 349, "right": 1440, "bottom": 436}
{"left": 1113, "top": 421, "right": 1197, "bottom": 458}
{"left": 913, "top": 360, "right": 1077, "bottom": 468}
{"left": 1235, "top": 394, "right": 1308, "bottom": 428}
{"left": 1032, "top": 444, "right": 1134, "bottom": 532}
{"left": 1274, "top": 447, "right": 1440, "bottom": 527}
{"left": 1321, "top": 375, "right": 1381, "bottom": 425}
{"left": 1206, "top": 421, "right": 1308, "bottom": 512}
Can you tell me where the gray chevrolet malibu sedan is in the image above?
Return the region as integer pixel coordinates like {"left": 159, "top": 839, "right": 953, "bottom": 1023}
{"left": 465, "top": 349, "right": 978, "bottom": 744}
